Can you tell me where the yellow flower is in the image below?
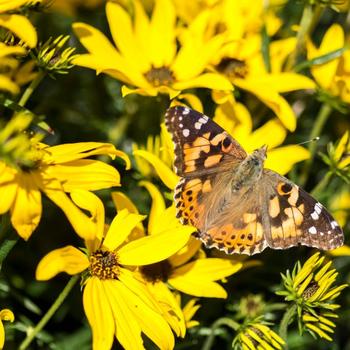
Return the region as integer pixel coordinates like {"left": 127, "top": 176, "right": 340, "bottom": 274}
{"left": 214, "top": 95, "right": 310, "bottom": 174}
{"left": 184, "top": 1, "right": 315, "bottom": 131}
{"left": 307, "top": 24, "right": 350, "bottom": 104}
{"left": 233, "top": 321, "right": 285, "bottom": 350}
{"left": 113, "top": 182, "right": 243, "bottom": 337}
{"left": 73, "top": 0, "right": 232, "bottom": 98}
{"left": 0, "top": 0, "right": 37, "bottom": 48}
{"left": 36, "top": 190, "right": 194, "bottom": 350}
{"left": 0, "top": 125, "right": 130, "bottom": 239}
{"left": 0, "top": 309, "right": 14, "bottom": 350}
{"left": 182, "top": 297, "right": 200, "bottom": 329}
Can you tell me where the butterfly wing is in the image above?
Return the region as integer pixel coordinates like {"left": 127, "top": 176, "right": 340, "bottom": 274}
{"left": 165, "top": 106, "right": 247, "bottom": 177}
{"left": 263, "top": 170, "right": 344, "bottom": 250}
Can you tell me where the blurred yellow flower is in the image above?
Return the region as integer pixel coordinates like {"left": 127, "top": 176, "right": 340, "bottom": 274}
{"left": 0, "top": 309, "right": 14, "bottom": 350}
{"left": 0, "top": 0, "right": 37, "bottom": 48}
{"left": 73, "top": 0, "right": 232, "bottom": 98}
{"left": 36, "top": 190, "right": 194, "bottom": 350}
{"left": 307, "top": 24, "right": 350, "bottom": 104}
{"left": 182, "top": 298, "right": 200, "bottom": 329}
{"left": 0, "top": 123, "right": 129, "bottom": 239}
{"left": 214, "top": 95, "right": 310, "bottom": 174}
{"left": 181, "top": 0, "right": 315, "bottom": 131}
{"left": 0, "top": 42, "right": 27, "bottom": 94}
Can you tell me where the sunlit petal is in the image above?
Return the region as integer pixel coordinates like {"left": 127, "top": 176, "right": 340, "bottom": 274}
{"left": 83, "top": 278, "right": 115, "bottom": 350}
{"left": 118, "top": 226, "right": 194, "bottom": 265}
{"left": 36, "top": 246, "right": 89, "bottom": 280}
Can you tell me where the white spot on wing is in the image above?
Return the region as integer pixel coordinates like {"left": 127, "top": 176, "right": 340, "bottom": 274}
{"left": 183, "top": 129, "right": 190, "bottom": 137}
{"left": 315, "top": 203, "right": 322, "bottom": 214}
{"left": 179, "top": 123, "right": 183, "bottom": 128}
{"left": 311, "top": 212, "right": 319, "bottom": 220}
{"left": 308, "top": 226, "right": 317, "bottom": 234}
{"left": 194, "top": 122, "right": 201, "bottom": 129}
{"left": 331, "top": 221, "right": 339, "bottom": 229}
{"left": 183, "top": 108, "right": 190, "bottom": 115}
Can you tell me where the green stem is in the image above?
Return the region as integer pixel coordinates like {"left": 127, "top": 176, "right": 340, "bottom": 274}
{"left": 286, "top": 3, "right": 314, "bottom": 70}
{"left": 201, "top": 317, "right": 240, "bottom": 350}
{"left": 299, "top": 103, "right": 333, "bottom": 186}
{"left": 18, "top": 70, "right": 46, "bottom": 107}
{"left": 19, "top": 275, "right": 79, "bottom": 350}
{"left": 279, "top": 304, "right": 297, "bottom": 345}
{"left": 311, "top": 171, "right": 333, "bottom": 197}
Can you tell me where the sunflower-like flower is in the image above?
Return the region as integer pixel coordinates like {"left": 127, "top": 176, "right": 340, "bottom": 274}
{"left": 0, "top": 309, "right": 14, "bottom": 350}
{"left": 113, "top": 182, "right": 243, "bottom": 337}
{"left": 0, "top": 119, "right": 129, "bottom": 239}
{"left": 233, "top": 319, "right": 285, "bottom": 350}
{"left": 0, "top": 0, "right": 37, "bottom": 48}
{"left": 307, "top": 24, "right": 350, "bottom": 108}
{"left": 36, "top": 190, "right": 194, "bottom": 350}
{"left": 73, "top": 0, "right": 232, "bottom": 98}
{"left": 180, "top": 0, "right": 315, "bottom": 131}
{"left": 276, "top": 253, "right": 347, "bottom": 341}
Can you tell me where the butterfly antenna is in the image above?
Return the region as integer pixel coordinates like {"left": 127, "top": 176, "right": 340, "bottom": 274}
{"left": 297, "top": 137, "right": 320, "bottom": 146}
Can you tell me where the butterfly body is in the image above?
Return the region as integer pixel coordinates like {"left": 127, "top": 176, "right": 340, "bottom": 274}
{"left": 165, "top": 106, "right": 344, "bottom": 255}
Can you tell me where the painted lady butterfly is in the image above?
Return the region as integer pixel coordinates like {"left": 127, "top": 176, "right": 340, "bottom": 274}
{"left": 165, "top": 106, "right": 344, "bottom": 255}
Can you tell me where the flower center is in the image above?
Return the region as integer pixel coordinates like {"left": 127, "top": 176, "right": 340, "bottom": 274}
{"left": 216, "top": 58, "right": 248, "bottom": 79}
{"left": 144, "top": 66, "right": 175, "bottom": 87}
{"left": 302, "top": 281, "right": 319, "bottom": 299}
{"left": 140, "top": 260, "right": 172, "bottom": 283}
{"left": 90, "top": 250, "right": 119, "bottom": 280}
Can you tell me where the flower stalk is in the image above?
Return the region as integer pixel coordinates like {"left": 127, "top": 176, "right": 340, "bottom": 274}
{"left": 18, "top": 70, "right": 46, "bottom": 107}
{"left": 19, "top": 275, "right": 79, "bottom": 350}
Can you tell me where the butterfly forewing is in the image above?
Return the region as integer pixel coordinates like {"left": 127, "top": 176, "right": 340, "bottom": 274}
{"left": 165, "top": 106, "right": 246, "bottom": 177}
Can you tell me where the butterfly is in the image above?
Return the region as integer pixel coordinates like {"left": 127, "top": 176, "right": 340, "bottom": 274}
{"left": 165, "top": 106, "right": 344, "bottom": 255}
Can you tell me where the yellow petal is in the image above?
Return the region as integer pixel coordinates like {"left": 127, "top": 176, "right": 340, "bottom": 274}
{"left": 83, "top": 278, "right": 115, "bottom": 350}
{"left": 133, "top": 149, "right": 179, "bottom": 190}
{"left": 36, "top": 245, "right": 89, "bottom": 280}
{"left": 239, "top": 119, "right": 286, "bottom": 152}
{"left": 0, "top": 320, "right": 4, "bottom": 350}
{"left": 118, "top": 226, "right": 194, "bottom": 265}
{"left": 329, "top": 245, "right": 350, "bottom": 256}
{"left": 111, "top": 191, "right": 139, "bottom": 214}
{"left": 252, "top": 73, "right": 316, "bottom": 93}
{"left": 169, "top": 276, "right": 228, "bottom": 298}
{"left": 172, "top": 258, "right": 242, "bottom": 281}
{"left": 334, "top": 131, "right": 348, "bottom": 162}
{"left": 0, "top": 75, "right": 19, "bottom": 94}
{"left": 0, "top": 181, "right": 16, "bottom": 214}
{"left": 168, "top": 237, "right": 202, "bottom": 267}
{"left": 44, "top": 183, "right": 97, "bottom": 241}
{"left": 308, "top": 24, "right": 344, "bottom": 90}
{"left": 0, "top": 310, "right": 13, "bottom": 322}
{"left": 149, "top": 0, "right": 176, "bottom": 67}
{"left": 47, "top": 160, "right": 122, "bottom": 191}
{"left": 10, "top": 173, "right": 41, "bottom": 240}
{"left": 0, "top": 14, "right": 37, "bottom": 48}
{"left": 46, "top": 142, "right": 129, "bottom": 167}
{"left": 0, "top": 0, "right": 28, "bottom": 11}
{"left": 265, "top": 145, "right": 310, "bottom": 174}
{"left": 103, "top": 280, "right": 144, "bottom": 350}
{"left": 103, "top": 209, "right": 146, "bottom": 251}
{"left": 146, "top": 281, "right": 186, "bottom": 337}
{"left": 139, "top": 181, "right": 165, "bottom": 234}
{"left": 173, "top": 73, "right": 233, "bottom": 91}
{"left": 235, "top": 79, "right": 297, "bottom": 131}
{"left": 106, "top": 2, "right": 150, "bottom": 72}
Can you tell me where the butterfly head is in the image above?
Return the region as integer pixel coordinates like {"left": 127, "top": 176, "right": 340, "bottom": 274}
{"left": 251, "top": 145, "right": 268, "bottom": 162}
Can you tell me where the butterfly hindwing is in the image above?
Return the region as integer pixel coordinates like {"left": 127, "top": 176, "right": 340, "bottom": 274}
{"left": 264, "top": 171, "right": 344, "bottom": 250}
{"left": 165, "top": 106, "right": 246, "bottom": 176}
